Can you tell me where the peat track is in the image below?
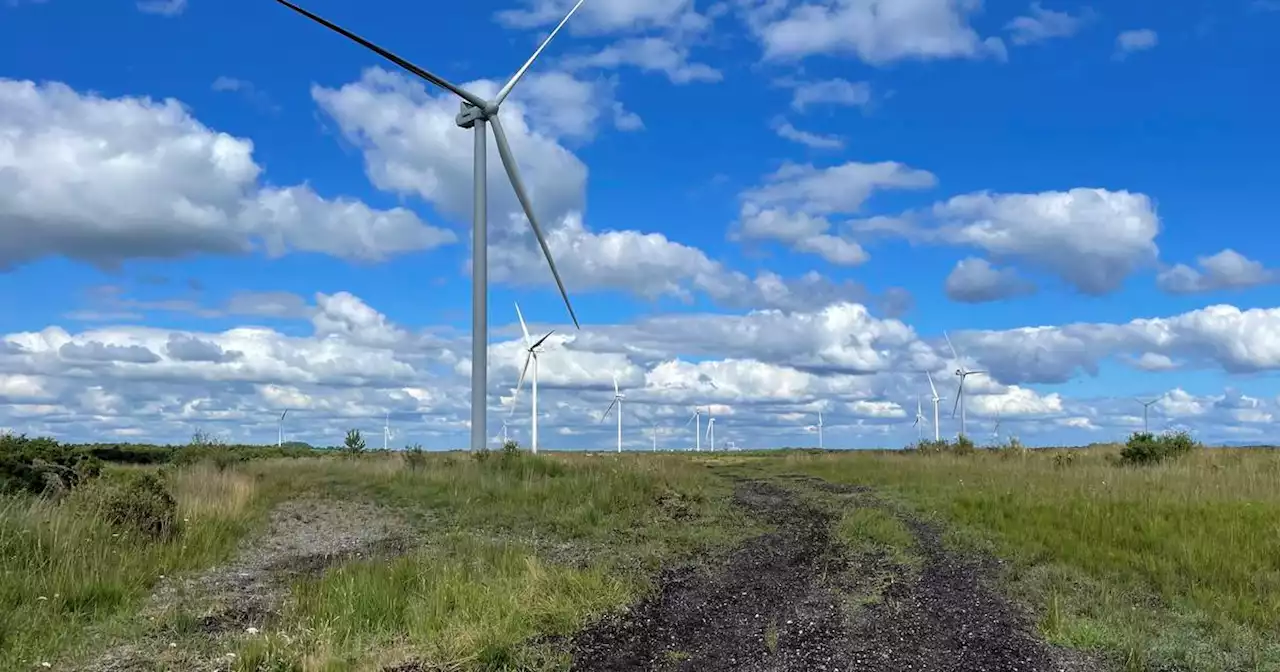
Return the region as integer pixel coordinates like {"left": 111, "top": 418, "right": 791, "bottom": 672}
{"left": 572, "top": 474, "right": 1100, "bottom": 672}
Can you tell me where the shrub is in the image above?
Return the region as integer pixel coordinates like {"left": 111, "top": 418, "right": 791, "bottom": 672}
{"left": 404, "top": 443, "right": 428, "bottom": 471}
{"left": 502, "top": 439, "right": 521, "bottom": 457}
{"left": 0, "top": 434, "right": 101, "bottom": 496}
{"left": 343, "top": 429, "right": 366, "bottom": 457}
{"left": 953, "top": 434, "right": 977, "bottom": 456}
{"left": 1053, "top": 451, "right": 1077, "bottom": 469}
{"left": 1120, "top": 430, "right": 1200, "bottom": 466}
{"left": 99, "top": 471, "right": 179, "bottom": 539}
{"left": 911, "top": 439, "right": 951, "bottom": 455}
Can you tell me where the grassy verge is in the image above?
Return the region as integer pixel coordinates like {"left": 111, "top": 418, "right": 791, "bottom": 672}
{"left": 764, "top": 448, "right": 1280, "bottom": 671}
{"left": 0, "top": 463, "right": 269, "bottom": 668}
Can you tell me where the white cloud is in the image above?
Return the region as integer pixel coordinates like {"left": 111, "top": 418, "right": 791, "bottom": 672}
{"left": 137, "top": 0, "right": 185, "bottom": 16}
{"left": 1115, "top": 29, "right": 1158, "bottom": 57}
{"left": 736, "top": 161, "right": 936, "bottom": 265}
{"left": 1004, "top": 3, "right": 1089, "bottom": 45}
{"left": 773, "top": 120, "right": 844, "bottom": 149}
{"left": 496, "top": 0, "right": 699, "bottom": 35}
{"left": 1157, "top": 249, "right": 1275, "bottom": 294}
{"left": 561, "top": 37, "right": 723, "bottom": 84}
{"left": 741, "top": 0, "right": 1007, "bottom": 64}
{"left": 944, "top": 257, "right": 1036, "bottom": 303}
{"left": 0, "top": 78, "right": 452, "bottom": 270}
{"left": 782, "top": 78, "right": 873, "bottom": 112}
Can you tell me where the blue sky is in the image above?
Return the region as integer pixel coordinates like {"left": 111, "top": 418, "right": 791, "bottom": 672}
{"left": 1, "top": 0, "right": 1278, "bottom": 449}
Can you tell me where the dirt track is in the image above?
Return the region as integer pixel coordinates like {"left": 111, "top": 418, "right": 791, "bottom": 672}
{"left": 571, "top": 476, "right": 1103, "bottom": 672}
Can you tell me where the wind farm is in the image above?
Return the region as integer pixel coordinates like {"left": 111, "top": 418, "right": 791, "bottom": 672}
{"left": 3, "top": 0, "right": 1278, "bottom": 670}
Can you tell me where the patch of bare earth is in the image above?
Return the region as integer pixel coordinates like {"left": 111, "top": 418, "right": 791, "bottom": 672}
{"left": 570, "top": 476, "right": 1108, "bottom": 672}
{"left": 80, "top": 499, "right": 413, "bottom": 672}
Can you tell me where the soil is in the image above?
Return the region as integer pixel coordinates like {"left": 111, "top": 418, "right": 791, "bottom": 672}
{"left": 570, "top": 475, "right": 1107, "bottom": 672}
{"left": 80, "top": 499, "right": 413, "bottom": 672}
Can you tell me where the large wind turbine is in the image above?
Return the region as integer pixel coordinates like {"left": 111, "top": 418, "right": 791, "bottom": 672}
{"left": 600, "top": 374, "right": 625, "bottom": 453}
{"left": 277, "top": 409, "right": 289, "bottom": 447}
{"left": 816, "top": 411, "right": 824, "bottom": 449}
{"left": 1137, "top": 395, "right": 1164, "bottom": 433}
{"left": 926, "top": 372, "right": 944, "bottom": 442}
{"left": 945, "top": 331, "right": 985, "bottom": 438}
{"left": 705, "top": 416, "right": 716, "bottom": 452}
{"left": 383, "top": 412, "right": 392, "bottom": 451}
{"left": 685, "top": 407, "right": 703, "bottom": 452}
{"left": 511, "top": 302, "right": 554, "bottom": 454}
{"left": 273, "top": 0, "right": 585, "bottom": 453}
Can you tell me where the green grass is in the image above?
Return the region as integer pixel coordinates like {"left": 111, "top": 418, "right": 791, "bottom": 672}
{"left": 834, "top": 506, "right": 919, "bottom": 569}
{"left": 764, "top": 447, "right": 1280, "bottom": 671}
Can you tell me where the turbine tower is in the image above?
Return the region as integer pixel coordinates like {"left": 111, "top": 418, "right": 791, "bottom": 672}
{"left": 273, "top": 0, "right": 585, "bottom": 454}
{"left": 685, "top": 407, "right": 703, "bottom": 452}
{"left": 383, "top": 412, "right": 392, "bottom": 451}
{"left": 817, "top": 411, "right": 824, "bottom": 449}
{"left": 926, "top": 371, "right": 944, "bottom": 442}
{"left": 1137, "top": 395, "right": 1163, "bottom": 433}
{"left": 511, "top": 302, "right": 554, "bottom": 454}
{"left": 705, "top": 416, "right": 716, "bottom": 452}
{"left": 913, "top": 396, "right": 925, "bottom": 440}
{"left": 277, "top": 409, "right": 289, "bottom": 448}
{"left": 945, "top": 331, "right": 985, "bottom": 438}
{"left": 651, "top": 423, "right": 658, "bottom": 452}
{"left": 600, "top": 374, "right": 625, "bottom": 453}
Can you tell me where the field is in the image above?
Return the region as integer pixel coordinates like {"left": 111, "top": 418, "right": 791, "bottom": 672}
{"left": 2, "top": 440, "right": 1278, "bottom": 671}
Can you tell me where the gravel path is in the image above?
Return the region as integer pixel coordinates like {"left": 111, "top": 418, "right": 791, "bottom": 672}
{"left": 571, "top": 475, "right": 1105, "bottom": 672}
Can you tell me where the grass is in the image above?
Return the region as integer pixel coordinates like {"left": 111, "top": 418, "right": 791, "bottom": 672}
{"left": 765, "top": 446, "right": 1280, "bottom": 671}
{"left": 0, "top": 463, "right": 266, "bottom": 668}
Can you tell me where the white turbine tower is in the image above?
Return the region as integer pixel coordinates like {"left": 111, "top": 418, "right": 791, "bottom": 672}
{"left": 926, "top": 372, "right": 944, "bottom": 442}
{"left": 1137, "top": 395, "right": 1164, "bottom": 433}
{"left": 273, "top": 0, "right": 586, "bottom": 453}
{"left": 600, "top": 374, "right": 625, "bottom": 453}
{"left": 511, "top": 302, "right": 554, "bottom": 454}
{"left": 277, "top": 409, "right": 289, "bottom": 447}
{"left": 651, "top": 423, "right": 659, "bottom": 452}
{"left": 383, "top": 412, "right": 392, "bottom": 451}
{"left": 945, "top": 331, "right": 985, "bottom": 439}
{"left": 817, "top": 411, "right": 824, "bottom": 449}
{"left": 685, "top": 407, "right": 703, "bottom": 452}
{"left": 705, "top": 416, "right": 716, "bottom": 452}
{"left": 913, "top": 396, "right": 925, "bottom": 440}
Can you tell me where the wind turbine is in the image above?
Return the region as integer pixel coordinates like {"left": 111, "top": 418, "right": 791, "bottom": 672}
{"left": 511, "top": 302, "right": 554, "bottom": 454}
{"left": 913, "top": 396, "right": 925, "bottom": 440}
{"left": 685, "top": 407, "right": 703, "bottom": 452}
{"left": 651, "top": 422, "right": 658, "bottom": 452}
{"left": 992, "top": 407, "right": 1002, "bottom": 443}
{"left": 277, "top": 409, "right": 289, "bottom": 447}
{"left": 816, "top": 411, "right": 824, "bottom": 449}
{"left": 705, "top": 416, "right": 716, "bottom": 453}
{"left": 1137, "top": 395, "right": 1163, "bottom": 433}
{"left": 273, "top": 0, "right": 585, "bottom": 454}
{"left": 383, "top": 412, "right": 392, "bottom": 451}
{"left": 600, "top": 374, "right": 625, "bottom": 453}
{"left": 945, "top": 331, "right": 985, "bottom": 438}
{"left": 926, "top": 372, "right": 944, "bottom": 442}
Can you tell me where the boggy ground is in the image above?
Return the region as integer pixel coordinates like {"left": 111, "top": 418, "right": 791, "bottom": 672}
{"left": 571, "top": 474, "right": 1103, "bottom": 672}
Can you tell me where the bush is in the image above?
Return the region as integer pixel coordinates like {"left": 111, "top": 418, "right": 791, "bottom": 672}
{"left": 910, "top": 438, "right": 951, "bottom": 455}
{"left": 343, "top": 429, "right": 366, "bottom": 457}
{"left": 953, "top": 434, "right": 976, "bottom": 455}
{"left": 0, "top": 434, "right": 101, "bottom": 496}
{"left": 1053, "top": 451, "right": 1077, "bottom": 469}
{"left": 99, "top": 471, "right": 179, "bottom": 539}
{"left": 404, "top": 443, "right": 428, "bottom": 471}
{"left": 1120, "top": 430, "right": 1200, "bottom": 466}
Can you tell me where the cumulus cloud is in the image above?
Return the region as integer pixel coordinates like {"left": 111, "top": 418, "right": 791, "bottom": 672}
{"left": 780, "top": 78, "right": 873, "bottom": 113}
{"left": 739, "top": 0, "right": 1007, "bottom": 64}
{"left": 1115, "top": 29, "right": 1158, "bottom": 57}
{"left": 944, "top": 257, "right": 1037, "bottom": 303}
{"left": 1156, "top": 249, "right": 1275, "bottom": 294}
{"left": 560, "top": 37, "right": 722, "bottom": 84}
{"left": 773, "top": 119, "right": 844, "bottom": 149}
{"left": 1004, "top": 3, "right": 1090, "bottom": 45}
{"left": 0, "top": 78, "right": 453, "bottom": 271}
{"left": 736, "top": 161, "right": 937, "bottom": 265}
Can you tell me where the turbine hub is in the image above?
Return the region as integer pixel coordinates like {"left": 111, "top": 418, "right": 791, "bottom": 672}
{"left": 455, "top": 100, "right": 489, "bottom": 129}
{"left": 955, "top": 368, "right": 963, "bottom": 376}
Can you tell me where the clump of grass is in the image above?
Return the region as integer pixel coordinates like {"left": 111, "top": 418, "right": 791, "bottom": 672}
{"left": 835, "top": 507, "right": 919, "bottom": 569}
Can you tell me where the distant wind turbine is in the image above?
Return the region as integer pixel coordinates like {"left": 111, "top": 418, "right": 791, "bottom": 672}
{"left": 1137, "top": 395, "right": 1164, "bottom": 433}
{"left": 926, "top": 372, "right": 944, "bottom": 442}
{"left": 817, "top": 411, "right": 824, "bottom": 449}
{"left": 600, "top": 374, "right": 625, "bottom": 453}
{"left": 277, "top": 409, "right": 289, "bottom": 447}
{"left": 913, "top": 396, "right": 925, "bottom": 440}
{"left": 651, "top": 422, "right": 658, "bottom": 452}
{"left": 685, "top": 407, "right": 703, "bottom": 452}
{"left": 705, "top": 416, "right": 716, "bottom": 453}
{"left": 511, "top": 302, "right": 554, "bottom": 454}
{"left": 383, "top": 412, "right": 392, "bottom": 451}
{"left": 945, "top": 330, "right": 985, "bottom": 438}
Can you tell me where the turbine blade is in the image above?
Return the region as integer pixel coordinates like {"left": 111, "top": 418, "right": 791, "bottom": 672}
{"left": 600, "top": 397, "right": 618, "bottom": 422}
{"left": 684, "top": 413, "right": 695, "bottom": 427}
{"left": 612, "top": 374, "right": 619, "bottom": 396}
{"left": 927, "top": 370, "right": 938, "bottom": 397}
{"left": 531, "top": 329, "right": 555, "bottom": 350}
{"left": 514, "top": 302, "right": 532, "bottom": 344}
{"left": 951, "top": 380, "right": 964, "bottom": 417}
{"left": 943, "top": 330, "right": 960, "bottom": 361}
{"left": 511, "top": 351, "right": 532, "bottom": 416}
{"left": 489, "top": 114, "right": 579, "bottom": 328}
{"left": 273, "top": 0, "right": 486, "bottom": 109}
{"left": 494, "top": 0, "right": 587, "bottom": 106}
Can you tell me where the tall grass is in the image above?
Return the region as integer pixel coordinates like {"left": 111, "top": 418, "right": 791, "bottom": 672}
{"left": 772, "top": 448, "right": 1280, "bottom": 670}
{"left": 0, "top": 464, "right": 265, "bottom": 667}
